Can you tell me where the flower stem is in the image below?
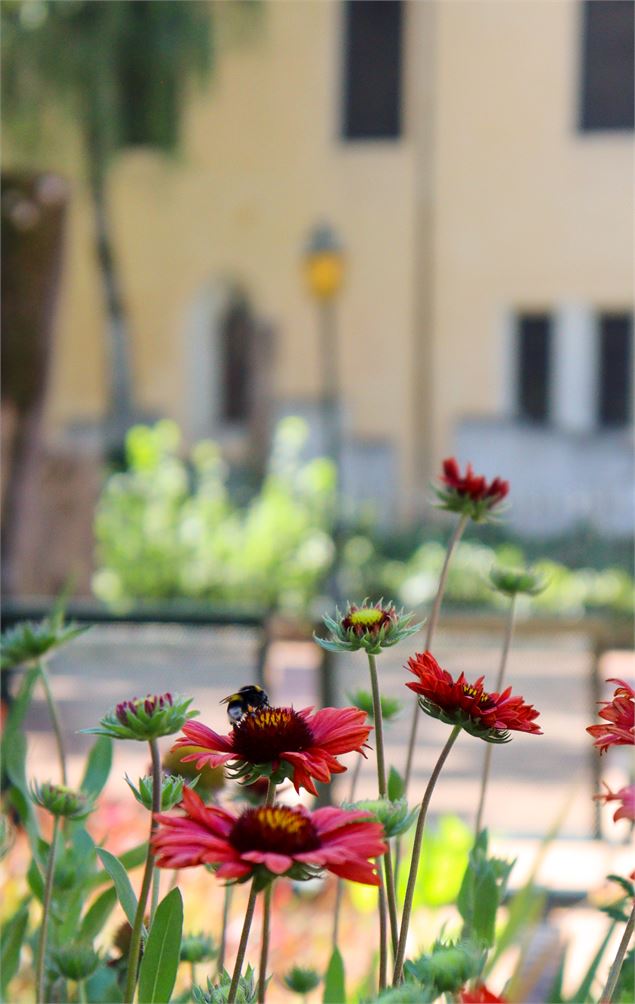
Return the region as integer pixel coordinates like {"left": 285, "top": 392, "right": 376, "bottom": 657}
{"left": 218, "top": 884, "right": 233, "bottom": 975}
{"left": 601, "top": 898, "right": 635, "bottom": 1004}
{"left": 39, "top": 658, "right": 67, "bottom": 785}
{"left": 228, "top": 881, "right": 259, "bottom": 1004}
{"left": 265, "top": 778, "right": 276, "bottom": 807}
{"left": 124, "top": 739, "right": 162, "bottom": 1003}
{"left": 474, "top": 594, "right": 517, "bottom": 838}
{"left": 332, "top": 753, "right": 364, "bottom": 950}
{"left": 258, "top": 883, "right": 273, "bottom": 1003}
{"left": 190, "top": 962, "right": 197, "bottom": 991}
{"left": 403, "top": 513, "right": 468, "bottom": 792}
{"left": 366, "top": 652, "right": 399, "bottom": 957}
{"left": 393, "top": 725, "right": 461, "bottom": 985}
{"left": 77, "top": 979, "right": 88, "bottom": 1004}
{"left": 377, "top": 857, "right": 388, "bottom": 992}
{"left": 36, "top": 815, "right": 60, "bottom": 1004}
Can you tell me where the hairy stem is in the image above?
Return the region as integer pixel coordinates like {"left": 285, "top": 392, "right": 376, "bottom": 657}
{"left": 377, "top": 857, "right": 388, "bottom": 992}
{"left": 228, "top": 882, "right": 259, "bottom": 1004}
{"left": 39, "top": 659, "right": 67, "bottom": 785}
{"left": 36, "top": 815, "right": 60, "bottom": 1004}
{"left": 124, "top": 739, "right": 162, "bottom": 1003}
{"left": 258, "top": 884, "right": 272, "bottom": 1003}
{"left": 403, "top": 513, "right": 468, "bottom": 791}
{"left": 393, "top": 725, "right": 461, "bottom": 984}
{"left": 474, "top": 594, "right": 517, "bottom": 837}
{"left": 601, "top": 898, "right": 635, "bottom": 1004}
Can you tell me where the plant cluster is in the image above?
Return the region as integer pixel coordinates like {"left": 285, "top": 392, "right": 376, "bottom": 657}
{"left": 1, "top": 458, "right": 633, "bottom": 1004}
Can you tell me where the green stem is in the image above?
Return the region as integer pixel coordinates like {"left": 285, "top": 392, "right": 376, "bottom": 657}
{"left": 228, "top": 882, "right": 259, "bottom": 1004}
{"left": 124, "top": 739, "right": 162, "bottom": 1003}
{"left": 377, "top": 857, "right": 388, "bottom": 992}
{"left": 601, "top": 898, "right": 635, "bottom": 1004}
{"left": 366, "top": 652, "right": 399, "bottom": 957}
{"left": 474, "top": 594, "right": 517, "bottom": 838}
{"left": 190, "top": 962, "right": 197, "bottom": 991}
{"left": 36, "top": 815, "right": 60, "bottom": 1004}
{"left": 264, "top": 778, "right": 276, "bottom": 807}
{"left": 39, "top": 659, "right": 67, "bottom": 785}
{"left": 218, "top": 884, "right": 233, "bottom": 975}
{"left": 77, "top": 979, "right": 88, "bottom": 1003}
{"left": 258, "top": 884, "right": 272, "bottom": 1004}
{"left": 393, "top": 725, "right": 461, "bottom": 985}
{"left": 151, "top": 866, "right": 161, "bottom": 923}
{"left": 403, "top": 513, "right": 468, "bottom": 792}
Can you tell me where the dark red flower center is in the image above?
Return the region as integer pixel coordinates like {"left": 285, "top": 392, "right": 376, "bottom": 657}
{"left": 342, "top": 606, "right": 395, "bottom": 637}
{"left": 229, "top": 805, "right": 320, "bottom": 855}
{"left": 116, "top": 692, "right": 173, "bottom": 724}
{"left": 232, "top": 707, "right": 314, "bottom": 763}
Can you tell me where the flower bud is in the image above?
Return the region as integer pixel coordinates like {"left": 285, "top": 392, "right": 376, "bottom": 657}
{"left": 489, "top": 565, "right": 547, "bottom": 597}
{"left": 316, "top": 600, "right": 420, "bottom": 655}
{"left": 404, "top": 940, "right": 483, "bottom": 995}
{"left": 51, "top": 943, "right": 101, "bottom": 981}
{"left": 1, "top": 616, "right": 86, "bottom": 669}
{"left": 180, "top": 932, "right": 217, "bottom": 964}
{"left": 125, "top": 771, "right": 197, "bottom": 812}
{"left": 193, "top": 965, "right": 257, "bottom": 1003}
{"left": 30, "top": 782, "right": 94, "bottom": 820}
{"left": 283, "top": 966, "right": 321, "bottom": 995}
{"left": 83, "top": 692, "right": 197, "bottom": 742}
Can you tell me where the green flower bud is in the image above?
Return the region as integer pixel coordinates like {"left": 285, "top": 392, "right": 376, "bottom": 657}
{"left": 341, "top": 798, "right": 416, "bottom": 839}
{"left": 124, "top": 771, "right": 198, "bottom": 812}
{"left": 30, "top": 782, "right": 94, "bottom": 820}
{"left": 283, "top": 966, "right": 321, "bottom": 995}
{"left": 193, "top": 966, "right": 258, "bottom": 1003}
{"left": 82, "top": 692, "right": 198, "bottom": 742}
{"left": 316, "top": 600, "right": 420, "bottom": 655}
{"left": 180, "top": 932, "right": 217, "bottom": 964}
{"left": 162, "top": 746, "right": 225, "bottom": 800}
{"left": 404, "top": 940, "right": 483, "bottom": 995}
{"left": 1, "top": 617, "right": 87, "bottom": 670}
{"left": 51, "top": 942, "right": 101, "bottom": 981}
{"left": 346, "top": 689, "right": 402, "bottom": 723}
{"left": 489, "top": 565, "right": 548, "bottom": 597}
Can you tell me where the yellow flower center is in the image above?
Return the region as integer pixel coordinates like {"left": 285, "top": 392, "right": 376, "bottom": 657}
{"left": 349, "top": 609, "right": 384, "bottom": 627}
{"left": 463, "top": 685, "right": 489, "bottom": 703}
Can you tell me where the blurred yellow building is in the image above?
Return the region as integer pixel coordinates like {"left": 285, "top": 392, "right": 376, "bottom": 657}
{"left": 39, "top": 1, "right": 634, "bottom": 531}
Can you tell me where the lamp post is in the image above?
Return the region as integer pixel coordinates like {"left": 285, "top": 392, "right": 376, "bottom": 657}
{"left": 303, "top": 224, "right": 346, "bottom": 743}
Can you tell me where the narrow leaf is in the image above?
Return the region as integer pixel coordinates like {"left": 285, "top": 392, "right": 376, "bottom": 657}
{"left": 81, "top": 736, "right": 113, "bottom": 799}
{"left": 569, "top": 921, "right": 616, "bottom": 1004}
{"left": 388, "top": 766, "right": 405, "bottom": 801}
{"left": 0, "top": 901, "right": 29, "bottom": 996}
{"left": 323, "top": 947, "right": 346, "bottom": 1004}
{"left": 80, "top": 887, "right": 117, "bottom": 941}
{"left": 138, "top": 888, "right": 184, "bottom": 1004}
{"left": 96, "top": 848, "right": 139, "bottom": 927}
{"left": 90, "top": 842, "right": 146, "bottom": 887}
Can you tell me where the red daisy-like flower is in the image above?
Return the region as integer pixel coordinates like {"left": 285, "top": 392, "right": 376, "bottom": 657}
{"left": 152, "top": 787, "right": 386, "bottom": 885}
{"left": 459, "top": 984, "right": 507, "bottom": 1003}
{"left": 435, "top": 457, "right": 509, "bottom": 521}
{"left": 172, "top": 705, "right": 371, "bottom": 796}
{"left": 586, "top": 678, "right": 634, "bottom": 753}
{"left": 406, "top": 651, "right": 542, "bottom": 743}
{"left": 594, "top": 782, "right": 635, "bottom": 823}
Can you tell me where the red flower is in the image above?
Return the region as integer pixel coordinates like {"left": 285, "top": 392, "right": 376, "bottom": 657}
{"left": 435, "top": 458, "right": 509, "bottom": 521}
{"left": 586, "top": 678, "right": 634, "bottom": 753}
{"left": 406, "top": 651, "right": 542, "bottom": 743}
{"left": 460, "top": 984, "right": 507, "bottom": 1003}
{"left": 172, "top": 705, "right": 371, "bottom": 796}
{"left": 594, "top": 782, "right": 635, "bottom": 823}
{"left": 152, "top": 787, "right": 386, "bottom": 885}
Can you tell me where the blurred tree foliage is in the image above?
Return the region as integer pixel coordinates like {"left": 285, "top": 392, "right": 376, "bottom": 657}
{"left": 93, "top": 419, "right": 635, "bottom": 618}
{"left": 1, "top": 0, "right": 215, "bottom": 429}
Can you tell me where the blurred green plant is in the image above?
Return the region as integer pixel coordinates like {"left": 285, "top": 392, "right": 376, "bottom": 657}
{"left": 93, "top": 418, "right": 336, "bottom": 614}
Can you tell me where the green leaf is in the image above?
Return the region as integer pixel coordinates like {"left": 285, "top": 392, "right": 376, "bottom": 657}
{"left": 323, "top": 947, "right": 346, "bottom": 1004}
{"left": 471, "top": 869, "right": 499, "bottom": 947}
{"left": 0, "top": 900, "right": 29, "bottom": 996}
{"left": 1, "top": 665, "right": 41, "bottom": 843}
{"left": 27, "top": 857, "right": 45, "bottom": 902}
{"left": 81, "top": 736, "right": 113, "bottom": 799}
{"left": 568, "top": 921, "right": 616, "bottom": 1004}
{"left": 80, "top": 887, "right": 117, "bottom": 941}
{"left": 90, "top": 842, "right": 146, "bottom": 888}
{"left": 388, "top": 766, "right": 405, "bottom": 802}
{"left": 96, "top": 848, "right": 139, "bottom": 927}
{"left": 138, "top": 888, "right": 184, "bottom": 1004}
{"left": 86, "top": 964, "right": 124, "bottom": 1003}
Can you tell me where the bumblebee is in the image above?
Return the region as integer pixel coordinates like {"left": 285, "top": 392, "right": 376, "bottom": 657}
{"left": 221, "top": 684, "right": 270, "bottom": 724}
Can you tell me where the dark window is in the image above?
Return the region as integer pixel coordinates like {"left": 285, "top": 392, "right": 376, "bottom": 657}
{"left": 598, "top": 313, "right": 633, "bottom": 426}
{"left": 580, "top": 0, "right": 635, "bottom": 131}
{"left": 517, "top": 314, "right": 552, "bottom": 423}
{"left": 342, "top": 0, "right": 403, "bottom": 140}
{"left": 220, "top": 297, "right": 253, "bottom": 423}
